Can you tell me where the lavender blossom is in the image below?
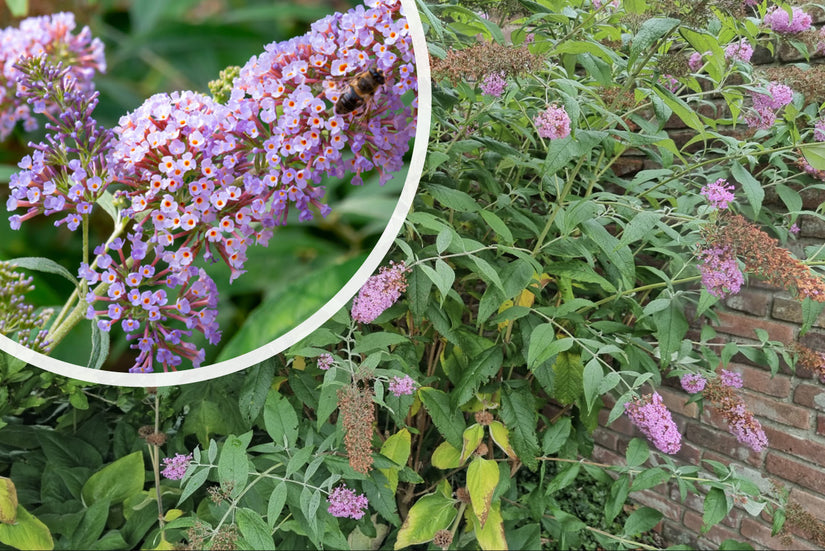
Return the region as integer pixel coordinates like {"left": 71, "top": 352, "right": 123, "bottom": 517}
{"left": 624, "top": 392, "right": 682, "bottom": 454}
{"left": 701, "top": 178, "right": 735, "bottom": 209}
{"left": 534, "top": 104, "right": 571, "bottom": 140}
{"left": 747, "top": 82, "right": 794, "bottom": 130}
{"left": 681, "top": 373, "right": 707, "bottom": 394}
{"left": 318, "top": 353, "right": 335, "bottom": 370}
{"left": 0, "top": 12, "right": 105, "bottom": 140}
{"left": 480, "top": 71, "right": 506, "bottom": 97}
{"left": 388, "top": 375, "right": 416, "bottom": 396}
{"left": 327, "top": 484, "right": 369, "bottom": 519}
{"left": 351, "top": 261, "right": 408, "bottom": 323}
{"left": 764, "top": 6, "right": 812, "bottom": 34}
{"left": 720, "top": 369, "right": 744, "bottom": 389}
{"left": 724, "top": 41, "right": 753, "bottom": 63}
{"left": 161, "top": 453, "right": 193, "bottom": 480}
{"left": 698, "top": 245, "right": 744, "bottom": 299}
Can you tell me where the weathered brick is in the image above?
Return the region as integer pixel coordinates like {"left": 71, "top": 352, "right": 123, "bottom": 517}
{"left": 763, "top": 426, "right": 825, "bottom": 468}
{"left": 592, "top": 444, "right": 624, "bottom": 467}
{"left": 766, "top": 452, "right": 825, "bottom": 495}
{"left": 740, "top": 517, "right": 818, "bottom": 551}
{"left": 751, "top": 44, "right": 776, "bottom": 65}
{"left": 686, "top": 422, "right": 762, "bottom": 465}
{"left": 682, "top": 510, "right": 742, "bottom": 547}
{"left": 725, "top": 288, "right": 772, "bottom": 317}
{"left": 789, "top": 488, "right": 825, "bottom": 523}
{"left": 661, "top": 518, "right": 698, "bottom": 548}
{"left": 800, "top": 215, "right": 825, "bottom": 239}
{"left": 714, "top": 310, "right": 796, "bottom": 343}
{"left": 631, "top": 489, "right": 682, "bottom": 522}
{"left": 772, "top": 296, "right": 815, "bottom": 325}
{"left": 818, "top": 414, "right": 825, "bottom": 437}
{"left": 793, "top": 384, "right": 825, "bottom": 412}
{"left": 744, "top": 391, "right": 811, "bottom": 429}
{"left": 593, "top": 427, "right": 619, "bottom": 451}
{"left": 658, "top": 386, "right": 699, "bottom": 418}
{"left": 736, "top": 363, "right": 792, "bottom": 398}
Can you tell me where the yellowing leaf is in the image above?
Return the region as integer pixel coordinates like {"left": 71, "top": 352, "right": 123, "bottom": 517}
{"left": 152, "top": 535, "right": 177, "bottom": 550}
{"left": 432, "top": 441, "right": 462, "bottom": 469}
{"left": 81, "top": 451, "right": 145, "bottom": 506}
{"left": 488, "top": 421, "right": 516, "bottom": 459}
{"left": 292, "top": 356, "right": 306, "bottom": 370}
{"left": 467, "top": 456, "right": 499, "bottom": 527}
{"left": 460, "top": 424, "right": 484, "bottom": 464}
{"left": 0, "top": 505, "right": 53, "bottom": 551}
{"left": 379, "top": 429, "right": 412, "bottom": 494}
{"left": 471, "top": 500, "right": 507, "bottom": 551}
{"left": 394, "top": 493, "right": 457, "bottom": 549}
{"left": 163, "top": 509, "right": 183, "bottom": 522}
{"left": 0, "top": 478, "right": 17, "bottom": 524}
{"left": 496, "top": 299, "right": 515, "bottom": 331}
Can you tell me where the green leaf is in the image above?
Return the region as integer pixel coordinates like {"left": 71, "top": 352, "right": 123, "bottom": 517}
{"left": 581, "top": 219, "right": 635, "bottom": 289}
{"left": 88, "top": 322, "right": 109, "bottom": 370}
{"left": 471, "top": 500, "right": 507, "bottom": 551}
{"left": 631, "top": 467, "right": 669, "bottom": 492}
{"left": 237, "top": 507, "right": 275, "bottom": 550}
{"left": 239, "top": 359, "right": 275, "bottom": 424}
{"left": 218, "top": 435, "right": 250, "bottom": 499}
{"left": 652, "top": 298, "right": 688, "bottom": 366}
{"left": 582, "top": 359, "right": 603, "bottom": 415}
{"left": 428, "top": 183, "right": 480, "bottom": 212}
{"left": 432, "top": 441, "right": 462, "bottom": 469}
{"left": 81, "top": 451, "right": 144, "bottom": 506}
{"left": 0, "top": 505, "right": 53, "bottom": 551}
{"left": 379, "top": 429, "right": 412, "bottom": 494}
{"left": 605, "top": 476, "right": 630, "bottom": 524}
{"left": 0, "top": 478, "right": 17, "bottom": 524}
{"left": 266, "top": 482, "right": 287, "bottom": 529}
{"left": 702, "top": 487, "right": 730, "bottom": 533}
{"left": 546, "top": 462, "right": 580, "bottom": 494}
{"left": 731, "top": 161, "right": 763, "bottom": 216}
{"left": 801, "top": 142, "right": 825, "bottom": 171}
{"left": 629, "top": 17, "right": 680, "bottom": 68}
{"left": 353, "top": 332, "right": 410, "bottom": 354}
{"left": 553, "top": 351, "right": 583, "bottom": 405}
{"left": 419, "top": 260, "right": 455, "bottom": 305}
{"left": 452, "top": 346, "right": 502, "bottom": 408}
{"left": 9, "top": 257, "right": 78, "bottom": 289}
{"left": 719, "top": 539, "right": 755, "bottom": 550}
{"left": 619, "top": 211, "right": 659, "bottom": 247}
{"left": 419, "top": 387, "right": 466, "bottom": 449}
{"left": 70, "top": 499, "right": 109, "bottom": 550}
{"left": 4, "top": 0, "right": 27, "bottom": 17}
{"left": 178, "top": 467, "right": 210, "bottom": 506}
{"left": 394, "top": 493, "right": 457, "bottom": 549}
{"left": 471, "top": 255, "right": 505, "bottom": 292}
{"left": 528, "top": 325, "right": 573, "bottom": 369}
{"left": 625, "top": 438, "right": 650, "bottom": 467}
{"left": 500, "top": 383, "right": 539, "bottom": 471}
{"left": 263, "top": 390, "right": 299, "bottom": 448}
{"left": 480, "top": 210, "right": 514, "bottom": 244}
{"left": 362, "top": 471, "right": 401, "bottom": 526}
{"left": 623, "top": 507, "right": 663, "bottom": 536}
{"left": 542, "top": 418, "right": 571, "bottom": 455}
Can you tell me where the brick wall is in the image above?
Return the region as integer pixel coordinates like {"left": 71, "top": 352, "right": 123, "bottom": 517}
{"left": 594, "top": 11, "right": 825, "bottom": 549}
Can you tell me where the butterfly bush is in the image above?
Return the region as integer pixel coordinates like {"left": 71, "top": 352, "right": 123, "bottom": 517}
{"left": 6, "top": 0, "right": 416, "bottom": 373}
{"left": 0, "top": 12, "right": 104, "bottom": 140}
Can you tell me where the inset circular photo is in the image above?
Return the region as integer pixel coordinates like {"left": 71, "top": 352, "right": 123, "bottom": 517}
{"left": 0, "top": 0, "right": 429, "bottom": 385}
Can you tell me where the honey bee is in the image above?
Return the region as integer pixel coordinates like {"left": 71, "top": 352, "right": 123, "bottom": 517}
{"left": 334, "top": 67, "right": 386, "bottom": 115}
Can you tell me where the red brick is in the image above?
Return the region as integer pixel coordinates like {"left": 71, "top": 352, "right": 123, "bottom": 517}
{"left": 743, "top": 391, "right": 811, "bottom": 429}
{"left": 818, "top": 414, "right": 825, "bottom": 437}
{"left": 659, "top": 386, "right": 699, "bottom": 418}
{"left": 601, "top": 409, "right": 635, "bottom": 436}
{"left": 661, "top": 518, "right": 699, "bottom": 548}
{"left": 592, "top": 445, "right": 624, "bottom": 468}
{"left": 765, "top": 452, "right": 825, "bottom": 495}
{"left": 793, "top": 384, "right": 825, "bottom": 412}
{"left": 740, "top": 517, "right": 818, "bottom": 550}
{"left": 714, "top": 311, "right": 796, "bottom": 343}
{"left": 789, "top": 488, "right": 825, "bottom": 523}
{"left": 763, "top": 426, "right": 825, "bottom": 468}
{"left": 688, "top": 421, "right": 764, "bottom": 465}
{"left": 593, "top": 427, "right": 619, "bottom": 451}
{"left": 672, "top": 434, "right": 702, "bottom": 465}
{"left": 736, "top": 363, "right": 792, "bottom": 398}
{"left": 682, "top": 509, "right": 741, "bottom": 547}
{"left": 726, "top": 288, "right": 772, "bottom": 318}
{"left": 772, "top": 296, "right": 825, "bottom": 328}
{"left": 631, "top": 489, "right": 682, "bottom": 522}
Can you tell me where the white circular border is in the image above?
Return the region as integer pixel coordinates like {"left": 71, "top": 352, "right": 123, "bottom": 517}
{"left": 0, "top": 0, "right": 431, "bottom": 387}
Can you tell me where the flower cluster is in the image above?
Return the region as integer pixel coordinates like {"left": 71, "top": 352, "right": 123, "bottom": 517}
{"left": 700, "top": 178, "right": 735, "bottom": 209}
{"left": 697, "top": 245, "right": 744, "bottom": 299}
{"left": 704, "top": 214, "right": 825, "bottom": 301}
{"left": 792, "top": 343, "right": 825, "bottom": 382}
{"left": 327, "top": 484, "right": 369, "bottom": 519}
{"left": 7, "top": 0, "right": 417, "bottom": 373}
{"left": 0, "top": 262, "right": 53, "bottom": 353}
{"left": 0, "top": 12, "right": 104, "bottom": 140}
{"left": 318, "top": 353, "right": 335, "bottom": 370}
{"left": 747, "top": 81, "right": 794, "bottom": 130}
{"left": 161, "top": 452, "right": 193, "bottom": 480}
{"left": 8, "top": 59, "right": 114, "bottom": 231}
{"left": 388, "top": 374, "right": 416, "bottom": 396}
{"left": 764, "top": 6, "right": 812, "bottom": 34}
{"left": 534, "top": 104, "right": 571, "bottom": 140}
{"left": 688, "top": 51, "right": 709, "bottom": 71}
{"left": 480, "top": 71, "right": 506, "bottom": 97}
{"left": 703, "top": 376, "right": 768, "bottom": 452}
{"left": 624, "top": 392, "right": 682, "bottom": 454}
{"left": 338, "top": 382, "right": 375, "bottom": 474}
{"left": 681, "top": 373, "right": 707, "bottom": 394}
{"left": 82, "top": 238, "right": 221, "bottom": 373}
{"left": 724, "top": 40, "right": 753, "bottom": 63}
{"left": 351, "top": 261, "right": 408, "bottom": 323}
{"left": 815, "top": 118, "right": 825, "bottom": 142}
